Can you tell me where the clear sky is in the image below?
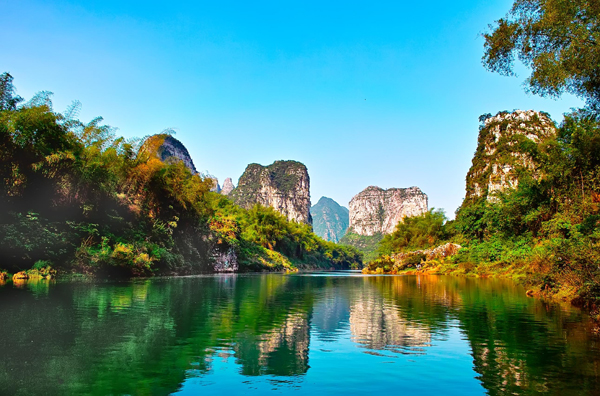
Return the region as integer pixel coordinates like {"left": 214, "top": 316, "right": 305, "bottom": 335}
{"left": 1, "top": 0, "right": 583, "bottom": 217}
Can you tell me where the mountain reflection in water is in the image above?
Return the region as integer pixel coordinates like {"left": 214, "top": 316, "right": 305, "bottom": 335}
{"left": 0, "top": 273, "right": 599, "bottom": 395}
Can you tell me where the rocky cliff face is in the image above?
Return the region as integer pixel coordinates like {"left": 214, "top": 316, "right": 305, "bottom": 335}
{"left": 310, "top": 197, "right": 349, "bottom": 242}
{"left": 230, "top": 160, "right": 312, "bottom": 224}
{"left": 208, "top": 178, "right": 221, "bottom": 193}
{"left": 348, "top": 186, "right": 428, "bottom": 236}
{"left": 465, "top": 110, "right": 557, "bottom": 203}
{"left": 221, "top": 177, "right": 235, "bottom": 195}
{"left": 141, "top": 134, "right": 198, "bottom": 174}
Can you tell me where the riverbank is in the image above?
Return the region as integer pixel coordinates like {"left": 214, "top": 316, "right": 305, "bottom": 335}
{"left": 363, "top": 257, "right": 600, "bottom": 328}
{"left": 0, "top": 261, "right": 303, "bottom": 286}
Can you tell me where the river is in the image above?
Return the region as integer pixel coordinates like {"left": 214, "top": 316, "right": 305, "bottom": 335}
{"left": 0, "top": 272, "right": 598, "bottom": 395}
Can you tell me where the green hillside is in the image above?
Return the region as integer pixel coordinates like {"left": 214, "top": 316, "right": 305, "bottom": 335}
{"left": 310, "top": 197, "right": 349, "bottom": 243}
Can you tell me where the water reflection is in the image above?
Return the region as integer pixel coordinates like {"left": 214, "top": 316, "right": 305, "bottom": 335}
{"left": 311, "top": 284, "right": 349, "bottom": 342}
{"left": 0, "top": 274, "right": 598, "bottom": 395}
{"left": 349, "top": 282, "right": 430, "bottom": 352}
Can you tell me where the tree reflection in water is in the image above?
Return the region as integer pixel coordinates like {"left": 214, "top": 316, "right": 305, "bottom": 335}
{"left": 0, "top": 274, "right": 598, "bottom": 395}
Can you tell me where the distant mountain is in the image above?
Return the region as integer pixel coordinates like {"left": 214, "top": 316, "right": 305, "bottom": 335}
{"left": 310, "top": 197, "right": 349, "bottom": 243}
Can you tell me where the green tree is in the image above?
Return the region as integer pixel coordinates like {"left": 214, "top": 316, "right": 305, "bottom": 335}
{"left": 483, "top": 0, "right": 600, "bottom": 109}
{"left": 378, "top": 209, "right": 449, "bottom": 255}
{"left": 0, "top": 72, "right": 23, "bottom": 111}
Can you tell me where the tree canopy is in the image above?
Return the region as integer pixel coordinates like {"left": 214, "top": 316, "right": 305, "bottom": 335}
{"left": 483, "top": 0, "right": 600, "bottom": 109}
{"left": 0, "top": 72, "right": 23, "bottom": 111}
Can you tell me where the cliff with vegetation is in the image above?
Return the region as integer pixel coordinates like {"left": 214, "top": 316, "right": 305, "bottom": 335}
{"left": 310, "top": 197, "right": 349, "bottom": 243}
{"left": 141, "top": 134, "right": 198, "bottom": 174}
{"left": 465, "top": 110, "right": 557, "bottom": 203}
{"left": 348, "top": 186, "right": 428, "bottom": 236}
{"left": 361, "top": 107, "right": 600, "bottom": 311}
{"left": 340, "top": 186, "right": 428, "bottom": 261}
{"left": 230, "top": 160, "right": 312, "bottom": 224}
{"left": 360, "top": 0, "right": 600, "bottom": 312}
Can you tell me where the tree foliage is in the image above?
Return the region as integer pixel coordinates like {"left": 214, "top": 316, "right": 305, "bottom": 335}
{"left": 0, "top": 72, "right": 23, "bottom": 111}
{"left": 483, "top": 0, "right": 600, "bottom": 109}
{"left": 377, "top": 209, "right": 451, "bottom": 256}
{"left": 209, "top": 195, "right": 362, "bottom": 270}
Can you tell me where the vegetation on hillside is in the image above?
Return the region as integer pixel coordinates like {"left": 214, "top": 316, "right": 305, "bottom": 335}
{"left": 208, "top": 194, "right": 362, "bottom": 270}
{"left": 377, "top": 209, "right": 450, "bottom": 255}
{"left": 0, "top": 73, "right": 361, "bottom": 278}
{"left": 452, "top": 110, "right": 600, "bottom": 301}
{"left": 230, "top": 160, "right": 307, "bottom": 209}
{"left": 457, "top": 0, "right": 600, "bottom": 305}
{"left": 339, "top": 231, "right": 383, "bottom": 263}
{"left": 366, "top": 108, "right": 600, "bottom": 305}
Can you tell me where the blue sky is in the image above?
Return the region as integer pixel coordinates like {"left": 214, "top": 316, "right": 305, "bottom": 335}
{"left": 1, "top": 0, "right": 583, "bottom": 216}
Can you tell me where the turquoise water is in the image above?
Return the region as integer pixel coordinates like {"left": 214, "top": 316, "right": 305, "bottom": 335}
{"left": 0, "top": 272, "right": 599, "bottom": 395}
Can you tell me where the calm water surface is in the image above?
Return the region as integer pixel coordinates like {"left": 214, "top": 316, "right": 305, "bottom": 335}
{"left": 0, "top": 272, "right": 599, "bottom": 395}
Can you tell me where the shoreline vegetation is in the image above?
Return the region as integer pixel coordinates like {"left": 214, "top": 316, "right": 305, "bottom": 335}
{"left": 361, "top": 241, "right": 593, "bottom": 310}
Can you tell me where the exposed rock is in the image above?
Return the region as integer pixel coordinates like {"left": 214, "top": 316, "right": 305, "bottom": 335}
{"left": 221, "top": 177, "right": 235, "bottom": 195}
{"left": 362, "top": 243, "right": 462, "bottom": 274}
{"left": 230, "top": 160, "right": 312, "bottom": 224}
{"left": 465, "top": 110, "right": 557, "bottom": 203}
{"left": 140, "top": 134, "right": 198, "bottom": 174}
{"left": 212, "top": 247, "right": 238, "bottom": 272}
{"left": 348, "top": 186, "right": 428, "bottom": 236}
{"left": 392, "top": 242, "right": 462, "bottom": 264}
{"left": 426, "top": 242, "right": 462, "bottom": 260}
{"left": 310, "top": 197, "right": 349, "bottom": 242}
{"left": 208, "top": 177, "right": 221, "bottom": 193}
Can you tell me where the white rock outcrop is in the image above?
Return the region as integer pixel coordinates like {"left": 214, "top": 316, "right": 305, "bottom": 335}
{"left": 348, "top": 186, "right": 428, "bottom": 236}
{"left": 221, "top": 177, "right": 235, "bottom": 195}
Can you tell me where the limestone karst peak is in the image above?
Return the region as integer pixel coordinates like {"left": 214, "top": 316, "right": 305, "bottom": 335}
{"left": 230, "top": 160, "right": 312, "bottom": 224}
{"left": 465, "top": 110, "right": 557, "bottom": 203}
{"left": 221, "top": 177, "right": 235, "bottom": 195}
{"left": 348, "top": 186, "right": 428, "bottom": 236}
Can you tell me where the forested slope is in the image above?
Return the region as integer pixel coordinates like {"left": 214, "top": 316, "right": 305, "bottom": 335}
{"left": 0, "top": 74, "right": 361, "bottom": 278}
